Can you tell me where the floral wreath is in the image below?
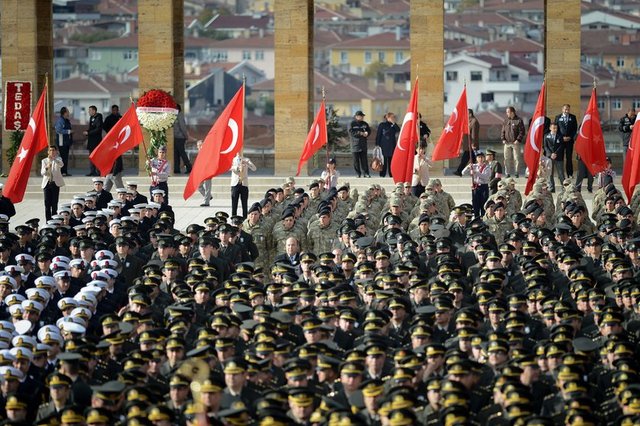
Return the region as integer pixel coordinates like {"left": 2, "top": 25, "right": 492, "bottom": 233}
{"left": 136, "top": 89, "right": 178, "bottom": 159}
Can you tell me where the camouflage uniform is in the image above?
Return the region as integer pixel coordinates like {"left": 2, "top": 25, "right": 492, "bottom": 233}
{"left": 272, "top": 221, "right": 305, "bottom": 254}
{"left": 486, "top": 216, "right": 513, "bottom": 245}
{"left": 306, "top": 221, "right": 339, "bottom": 254}
{"left": 243, "top": 218, "right": 272, "bottom": 270}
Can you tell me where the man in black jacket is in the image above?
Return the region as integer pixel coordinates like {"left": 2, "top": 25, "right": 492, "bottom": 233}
{"left": 83, "top": 105, "right": 103, "bottom": 176}
{"left": 619, "top": 108, "right": 636, "bottom": 151}
{"left": 349, "top": 111, "right": 371, "bottom": 178}
{"left": 544, "top": 123, "right": 565, "bottom": 193}
{"left": 375, "top": 112, "right": 399, "bottom": 178}
{"left": 554, "top": 104, "right": 577, "bottom": 178}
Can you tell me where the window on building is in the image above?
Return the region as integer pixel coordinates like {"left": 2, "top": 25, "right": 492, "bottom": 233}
{"left": 255, "top": 50, "right": 264, "bottom": 60}
{"left": 446, "top": 71, "right": 458, "bottom": 81}
{"left": 612, "top": 98, "right": 622, "bottom": 110}
{"left": 617, "top": 56, "right": 625, "bottom": 67}
{"left": 340, "top": 51, "right": 348, "bottom": 64}
{"left": 364, "top": 51, "right": 372, "bottom": 64}
{"left": 213, "top": 51, "right": 228, "bottom": 61}
{"left": 633, "top": 99, "right": 640, "bottom": 109}
{"left": 470, "top": 71, "right": 482, "bottom": 81}
{"left": 597, "top": 99, "right": 606, "bottom": 110}
{"left": 90, "top": 51, "right": 101, "bottom": 61}
{"left": 510, "top": 74, "right": 519, "bottom": 81}
{"left": 481, "top": 92, "right": 494, "bottom": 103}
{"left": 242, "top": 51, "right": 251, "bottom": 60}
{"left": 395, "top": 51, "right": 404, "bottom": 64}
{"left": 378, "top": 51, "right": 386, "bottom": 62}
{"left": 123, "top": 50, "right": 136, "bottom": 60}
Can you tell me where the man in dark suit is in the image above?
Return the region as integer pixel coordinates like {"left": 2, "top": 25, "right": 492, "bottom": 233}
{"left": 375, "top": 112, "right": 400, "bottom": 178}
{"left": 114, "top": 237, "right": 144, "bottom": 287}
{"left": 83, "top": 105, "right": 103, "bottom": 176}
{"left": 543, "top": 122, "right": 565, "bottom": 193}
{"left": 554, "top": 104, "right": 577, "bottom": 178}
{"left": 274, "top": 236, "right": 302, "bottom": 267}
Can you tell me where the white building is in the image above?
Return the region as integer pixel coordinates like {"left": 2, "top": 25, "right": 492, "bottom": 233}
{"left": 54, "top": 75, "right": 137, "bottom": 124}
{"left": 444, "top": 52, "right": 543, "bottom": 114}
{"left": 581, "top": 10, "right": 640, "bottom": 30}
{"left": 207, "top": 35, "right": 275, "bottom": 79}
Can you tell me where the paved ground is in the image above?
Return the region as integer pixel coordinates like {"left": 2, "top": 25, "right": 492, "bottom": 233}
{"left": 7, "top": 166, "right": 607, "bottom": 231}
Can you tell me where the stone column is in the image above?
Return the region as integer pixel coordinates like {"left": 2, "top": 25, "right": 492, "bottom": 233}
{"left": 545, "top": 1, "right": 581, "bottom": 116}
{"left": 274, "top": 0, "right": 313, "bottom": 175}
{"left": 545, "top": 1, "right": 581, "bottom": 175}
{"left": 411, "top": 0, "right": 444, "bottom": 174}
{"left": 1, "top": 0, "right": 53, "bottom": 172}
{"left": 137, "top": 0, "right": 184, "bottom": 173}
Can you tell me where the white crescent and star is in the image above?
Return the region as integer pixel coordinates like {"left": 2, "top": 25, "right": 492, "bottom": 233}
{"left": 528, "top": 116, "right": 545, "bottom": 153}
{"left": 444, "top": 108, "right": 458, "bottom": 133}
{"left": 16, "top": 147, "right": 29, "bottom": 162}
{"left": 220, "top": 118, "right": 239, "bottom": 154}
{"left": 311, "top": 124, "right": 320, "bottom": 145}
{"left": 579, "top": 114, "right": 591, "bottom": 140}
{"left": 397, "top": 112, "right": 414, "bottom": 151}
{"left": 113, "top": 125, "right": 132, "bottom": 150}
{"left": 28, "top": 118, "right": 36, "bottom": 133}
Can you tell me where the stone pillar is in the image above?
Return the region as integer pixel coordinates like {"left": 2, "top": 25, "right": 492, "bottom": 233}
{"left": 274, "top": 0, "right": 313, "bottom": 175}
{"left": 137, "top": 0, "right": 184, "bottom": 173}
{"left": 545, "top": 1, "right": 581, "bottom": 115}
{"left": 411, "top": 0, "right": 444, "bottom": 174}
{"left": 1, "top": 0, "right": 53, "bottom": 172}
{"left": 545, "top": 1, "right": 581, "bottom": 174}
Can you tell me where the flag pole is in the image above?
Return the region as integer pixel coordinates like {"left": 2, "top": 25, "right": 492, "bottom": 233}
{"left": 44, "top": 73, "right": 50, "bottom": 146}
{"left": 463, "top": 80, "right": 474, "bottom": 188}
{"left": 322, "top": 86, "right": 329, "bottom": 164}
{"left": 242, "top": 74, "right": 246, "bottom": 157}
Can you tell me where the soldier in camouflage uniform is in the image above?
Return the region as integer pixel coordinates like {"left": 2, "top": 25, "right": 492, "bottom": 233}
{"left": 485, "top": 202, "right": 513, "bottom": 245}
{"left": 504, "top": 177, "right": 522, "bottom": 213}
{"left": 272, "top": 208, "right": 306, "bottom": 254}
{"left": 334, "top": 184, "right": 355, "bottom": 223}
{"left": 306, "top": 208, "right": 339, "bottom": 254}
{"left": 431, "top": 179, "right": 455, "bottom": 219}
{"left": 408, "top": 197, "right": 438, "bottom": 232}
{"left": 243, "top": 203, "right": 272, "bottom": 270}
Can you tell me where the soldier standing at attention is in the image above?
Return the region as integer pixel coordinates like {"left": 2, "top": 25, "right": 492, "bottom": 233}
{"left": 619, "top": 107, "right": 636, "bottom": 152}
{"left": 486, "top": 149, "right": 503, "bottom": 194}
{"left": 349, "top": 111, "right": 371, "bottom": 178}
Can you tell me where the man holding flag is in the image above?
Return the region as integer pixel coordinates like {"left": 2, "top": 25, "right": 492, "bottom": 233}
{"left": 390, "top": 78, "right": 420, "bottom": 184}
{"left": 3, "top": 85, "right": 50, "bottom": 205}
{"left": 523, "top": 82, "right": 546, "bottom": 195}
{"left": 575, "top": 86, "right": 607, "bottom": 193}
{"left": 89, "top": 103, "right": 143, "bottom": 178}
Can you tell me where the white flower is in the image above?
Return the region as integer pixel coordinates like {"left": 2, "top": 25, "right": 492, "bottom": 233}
{"left": 136, "top": 109, "right": 178, "bottom": 132}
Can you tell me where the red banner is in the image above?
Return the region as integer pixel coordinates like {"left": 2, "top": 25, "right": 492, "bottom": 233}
{"left": 3, "top": 81, "right": 32, "bottom": 131}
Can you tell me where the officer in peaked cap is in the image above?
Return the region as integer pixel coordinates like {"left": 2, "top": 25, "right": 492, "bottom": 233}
{"left": 219, "top": 357, "right": 261, "bottom": 414}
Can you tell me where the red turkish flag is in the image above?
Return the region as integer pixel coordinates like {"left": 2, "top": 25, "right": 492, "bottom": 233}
{"left": 183, "top": 84, "right": 244, "bottom": 200}
{"left": 89, "top": 103, "right": 143, "bottom": 176}
{"left": 296, "top": 100, "right": 328, "bottom": 176}
{"left": 575, "top": 88, "right": 607, "bottom": 176}
{"left": 390, "top": 77, "right": 419, "bottom": 183}
{"left": 524, "top": 81, "right": 546, "bottom": 195}
{"left": 2, "top": 86, "right": 49, "bottom": 203}
{"left": 622, "top": 115, "right": 640, "bottom": 202}
{"left": 431, "top": 86, "right": 469, "bottom": 162}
